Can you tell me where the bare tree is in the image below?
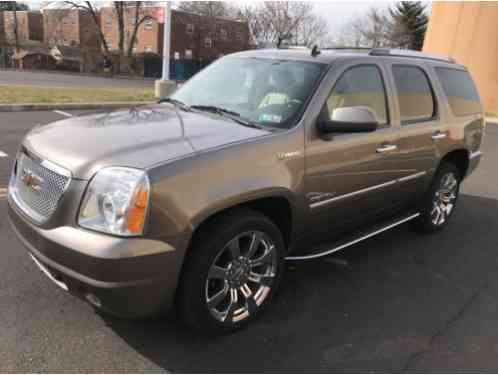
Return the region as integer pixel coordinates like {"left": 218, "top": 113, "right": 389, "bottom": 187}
{"left": 125, "top": 2, "right": 155, "bottom": 58}
{"left": 13, "top": 5, "right": 19, "bottom": 49}
{"left": 238, "top": 2, "right": 328, "bottom": 47}
{"left": 62, "top": 1, "right": 110, "bottom": 55}
{"left": 177, "top": 1, "right": 238, "bottom": 18}
{"left": 334, "top": 7, "right": 393, "bottom": 48}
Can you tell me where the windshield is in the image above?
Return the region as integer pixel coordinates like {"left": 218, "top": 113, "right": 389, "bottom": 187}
{"left": 171, "top": 57, "right": 326, "bottom": 129}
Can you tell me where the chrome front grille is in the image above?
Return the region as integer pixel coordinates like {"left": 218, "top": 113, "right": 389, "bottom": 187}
{"left": 10, "top": 152, "right": 71, "bottom": 223}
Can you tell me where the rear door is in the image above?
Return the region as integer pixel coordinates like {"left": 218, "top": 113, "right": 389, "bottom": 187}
{"left": 384, "top": 61, "right": 440, "bottom": 202}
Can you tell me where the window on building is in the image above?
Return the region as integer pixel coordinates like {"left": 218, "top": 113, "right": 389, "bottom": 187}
{"left": 219, "top": 28, "right": 228, "bottom": 40}
{"left": 392, "top": 65, "right": 436, "bottom": 124}
{"left": 323, "top": 65, "right": 389, "bottom": 127}
{"left": 204, "top": 37, "right": 212, "bottom": 48}
{"left": 106, "top": 15, "right": 112, "bottom": 26}
{"left": 144, "top": 18, "right": 153, "bottom": 30}
{"left": 185, "top": 49, "right": 193, "bottom": 60}
{"left": 435, "top": 67, "right": 481, "bottom": 116}
{"left": 186, "top": 23, "right": 194, "bottom": 35}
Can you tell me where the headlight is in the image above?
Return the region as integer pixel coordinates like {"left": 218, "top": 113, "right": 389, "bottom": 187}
{"left": 78, "top": 167, "right": 150, "bottom": 236}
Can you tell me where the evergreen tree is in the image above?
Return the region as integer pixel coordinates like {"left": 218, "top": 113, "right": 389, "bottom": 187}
{"left": 0, "top": 2, "right": 29, "bottom": 11}
{"left": 389, "top": 1, "right": 428, "bottom": 51}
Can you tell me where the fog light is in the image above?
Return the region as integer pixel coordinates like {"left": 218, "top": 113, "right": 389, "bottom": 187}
{"left": 85, "top": 293, "right": 101, "bottom": 307}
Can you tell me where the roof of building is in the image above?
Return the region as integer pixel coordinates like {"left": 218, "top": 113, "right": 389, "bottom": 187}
{"left": 12, "top": 44, "right": 51, "bottom": 59}
{"left": 51, "top": 45, "right": 82, "bottom": 61}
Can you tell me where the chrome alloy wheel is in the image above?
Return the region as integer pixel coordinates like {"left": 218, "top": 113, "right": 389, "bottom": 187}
{"left": 205, "top": 231, "right": 278, "bottom": 323}
{"left": 431, "top": 172, "right": 458, "bottom": 225}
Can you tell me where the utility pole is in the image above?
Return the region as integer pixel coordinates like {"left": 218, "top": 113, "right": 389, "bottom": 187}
{"left": 155, "top": 1, "right": 176, "bottom": 99}
{"left": 161, "top": 0, "right": 171, "bottom": 80}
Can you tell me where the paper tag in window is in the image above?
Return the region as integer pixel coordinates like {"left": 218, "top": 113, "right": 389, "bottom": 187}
{"left": 259, "top": 113, "right": 282, "bottom": 123}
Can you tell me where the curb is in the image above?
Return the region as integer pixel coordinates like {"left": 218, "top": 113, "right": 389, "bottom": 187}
{"left": 0, "top": 102, "right": 156, "bottom": 112}
{"left": 0, "top": 68, "right": 158, "bottom": 82}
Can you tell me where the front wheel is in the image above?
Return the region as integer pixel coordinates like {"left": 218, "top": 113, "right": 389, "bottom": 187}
{"left": 177, "top": 209, "right": 285, "bottom": 334}
{"left": 416, "top": 162, "right": 461, "bottom": 233}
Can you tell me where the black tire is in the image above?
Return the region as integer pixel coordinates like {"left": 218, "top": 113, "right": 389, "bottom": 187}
{"left": 177, "top": 208, "right": 285, "bottom": 335}
{"left": 415, "top": 161, "right": 461, "bottom": 233}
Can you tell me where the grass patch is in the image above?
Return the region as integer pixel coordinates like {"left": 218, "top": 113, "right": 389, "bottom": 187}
{"left": 0, "top": 84, "right": 155, "bottom": 104}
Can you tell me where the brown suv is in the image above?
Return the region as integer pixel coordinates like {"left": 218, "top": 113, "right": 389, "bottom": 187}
{"left": 8, "top": 48, "right": 484, "bottom": 334}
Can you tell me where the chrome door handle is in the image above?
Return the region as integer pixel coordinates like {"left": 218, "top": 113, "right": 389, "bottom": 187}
{"left": 432, "top": 132, "right": 447, "bottom": 141}
{"left": 376, "top": 144, "right": 398, "bottom": 153}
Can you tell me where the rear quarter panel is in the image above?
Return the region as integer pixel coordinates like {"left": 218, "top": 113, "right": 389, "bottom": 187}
{"left": 425, "top": 62, "right": 485, "bottom": 172}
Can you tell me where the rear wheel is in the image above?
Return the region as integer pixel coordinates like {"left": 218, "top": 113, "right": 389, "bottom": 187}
{"left": 177, "top": 209, "right": 285, "bottom": 334}
{"left": 416, "top": 162, "right": 461, "bottom": 233}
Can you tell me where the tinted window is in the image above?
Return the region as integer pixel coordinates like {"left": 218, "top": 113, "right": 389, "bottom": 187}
{"left": 435, "top": 68, "right": 481, "bottom": 116}
{"left": 392, "top": 65, "right": 435, "bottom": 124}
{"left": 325, "top": 65, "right": 388, "bottom": 126}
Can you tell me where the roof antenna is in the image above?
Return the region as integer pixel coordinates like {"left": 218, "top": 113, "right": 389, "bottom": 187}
{"left": 311, "top": 45, "right": 321, "bottom": 57}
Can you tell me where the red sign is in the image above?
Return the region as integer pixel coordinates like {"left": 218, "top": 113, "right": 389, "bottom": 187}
{"left": 157, "top": 8, "right": 165, "bottom": 23}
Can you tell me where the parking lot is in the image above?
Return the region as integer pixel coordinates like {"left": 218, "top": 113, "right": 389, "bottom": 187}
{"left": 1, "top": 110, "right": 498, "bottom": 372}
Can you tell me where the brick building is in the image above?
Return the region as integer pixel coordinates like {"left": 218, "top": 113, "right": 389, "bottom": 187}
{"left": 100, "top": 7, "right": 250, "bottom": 59}
{"left": 171, "top": 10, "right": 250, "bottom": 60}
{"left": 43, "top": 8, "right": 100, "bottom": 49}
{"left": 100, "top": 6, "right": 163, "bottom": 54}
{"left": 1, "top": 11, "right": 43, "bottom": 45}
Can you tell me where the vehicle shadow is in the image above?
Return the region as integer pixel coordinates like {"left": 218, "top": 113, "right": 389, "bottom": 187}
{"left": 102, "top": 194, "right": 498, "bottom": 373}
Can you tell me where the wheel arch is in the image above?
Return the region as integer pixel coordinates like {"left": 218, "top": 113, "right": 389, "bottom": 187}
{"left": 189, "top": 190, "right": 295, "bottom": 252}
{"left": 439, "top": 148, "right": 470, "bottom": 179}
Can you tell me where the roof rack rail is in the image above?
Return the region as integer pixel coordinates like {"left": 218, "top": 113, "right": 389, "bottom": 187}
{"left": 369, "top": 48, "right": 456, "bottom": 63}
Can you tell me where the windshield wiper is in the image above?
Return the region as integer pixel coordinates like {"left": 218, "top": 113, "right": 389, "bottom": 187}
{"left": 190, "top": 105, "right": 265, "bottom": 130}
{"left": 158, "top": 98, "right": 190, "bottom": 111}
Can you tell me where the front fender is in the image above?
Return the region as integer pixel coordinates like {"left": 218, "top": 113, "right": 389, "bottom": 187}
{"left": 146, "top": 128, "right": 306, "bottom": 241}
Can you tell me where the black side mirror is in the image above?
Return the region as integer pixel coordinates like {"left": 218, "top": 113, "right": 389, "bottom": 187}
{"left": 317, "top": 106, "right": 379, "bottom": 134}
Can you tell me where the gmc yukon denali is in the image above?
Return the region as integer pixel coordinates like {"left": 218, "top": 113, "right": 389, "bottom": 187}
{"left": 8, "top": 48, "right": 484, "bottom": 334}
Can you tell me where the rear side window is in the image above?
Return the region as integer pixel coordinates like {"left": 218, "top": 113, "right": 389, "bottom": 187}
{"left": 435, "top": 68, "right": 481, "bottom": 116}
{"left": 392, "top": 65, "right": 436, "bottom": 124}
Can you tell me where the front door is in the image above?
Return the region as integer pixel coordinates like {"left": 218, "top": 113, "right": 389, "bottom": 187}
{"left": 304, "top": 63, "right": 403, "bottom": 237}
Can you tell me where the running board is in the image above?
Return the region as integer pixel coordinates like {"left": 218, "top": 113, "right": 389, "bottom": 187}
{"left": 285, "top": 212, "right": 420, "bottom": 261}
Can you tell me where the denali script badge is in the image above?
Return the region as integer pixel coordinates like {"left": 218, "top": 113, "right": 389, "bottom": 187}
{"left": 21, "top": 168, "right": 44, "bottom": 192}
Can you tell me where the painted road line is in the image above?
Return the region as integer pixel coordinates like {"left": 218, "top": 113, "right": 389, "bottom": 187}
{"left": 53, "top": 110, "right": 73, "bottom": 117}
{"left": 0, "top": 150, "right": 7, "bottom": 158}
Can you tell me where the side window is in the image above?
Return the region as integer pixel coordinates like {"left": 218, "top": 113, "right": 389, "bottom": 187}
{"left": 392, "top": 65, "right": 436, "bottom": 124}
{"left": 435, "top": 67, "right": 481, "bottom": 116}
{"left": 324, "top": 65, "right": 389, "bottom": 127}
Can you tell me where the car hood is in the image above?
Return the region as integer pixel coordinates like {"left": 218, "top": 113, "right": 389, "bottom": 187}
{"left": 23, "top": 104, "right": 270, "bottom": 180}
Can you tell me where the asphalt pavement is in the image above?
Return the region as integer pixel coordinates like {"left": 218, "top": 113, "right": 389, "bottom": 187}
{"left": 1, "top": 111, "right": 498, "bottom": 372}
{"left": 0, "top": 70, "right": 154, "bottom": 89}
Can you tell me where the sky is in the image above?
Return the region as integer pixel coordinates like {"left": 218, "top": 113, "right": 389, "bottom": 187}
{"left": 311, "top": 1, "right": 397, "bottom": 36}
